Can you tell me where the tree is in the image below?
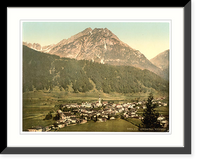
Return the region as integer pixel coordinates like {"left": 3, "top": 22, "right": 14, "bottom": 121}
{"left": 96, "top": 115, "right": 98, "bottom": 122}
{"left": 140, "top": 93, "right": 162, "bottom": 131}
{"left": 53, "top": 113, "right": 60, "bottom": 120}
{"left": 43, "top": 112, "right": 52, "bottom": 120}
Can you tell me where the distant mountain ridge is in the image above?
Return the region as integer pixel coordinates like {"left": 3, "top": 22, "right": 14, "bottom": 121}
{"left": 23, "top": 42, "right": 42, "bottom": 51}
{"left": 23, "top": 27, "right": 168, "bottom": 79}
{"left": 150, "top": 49, "right": 169, "bottom": 80}
{"left": 150, "top": 49, "right": 169, "bottom": 70}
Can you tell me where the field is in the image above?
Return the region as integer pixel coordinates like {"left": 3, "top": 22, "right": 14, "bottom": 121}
{"left": 125, "top": 118, "right": 143, "bottom": 127}
{"left": 58, "top": 119, "right": 138, "bottom": 132}
{"left": 137, "top": 106, "right": 169, "bottom": 116}
{"left": 23, "top": 90, "right": 168, "bottom": 131}
{"left": 23, "top": 107, "right": 56, "bottom": 131}
{"left": 23, "top": 90, "right": 167, "bottom": 105}
{"left": 154, "top": 106, "right": 169, "bottom": 116}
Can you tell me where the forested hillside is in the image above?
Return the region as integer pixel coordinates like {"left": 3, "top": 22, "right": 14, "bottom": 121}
{"left": 23, "top": 45, "right": 168, "bottom": 93}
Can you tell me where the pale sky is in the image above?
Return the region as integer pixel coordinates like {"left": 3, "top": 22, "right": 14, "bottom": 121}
{"left": 23, "top": 22, "right": 169, "bottom": 60}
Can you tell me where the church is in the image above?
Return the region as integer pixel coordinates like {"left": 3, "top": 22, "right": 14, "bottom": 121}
{"left": 95, "top": 94, "right": 102, "bottom": 107}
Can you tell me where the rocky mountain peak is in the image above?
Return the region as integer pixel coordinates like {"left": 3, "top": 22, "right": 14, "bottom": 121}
{"left": 23, "top": 42, "right": 42, "bottom": 51}
{"left": 82, "top": 27, "right": 92, "bottom": 34}
{"left": 91, "top": 28, "right": 119, "bottom": 40}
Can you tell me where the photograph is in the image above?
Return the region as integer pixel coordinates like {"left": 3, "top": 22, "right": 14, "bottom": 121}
{"left": 22, "top": 21, "right": 170, "bottom": 132}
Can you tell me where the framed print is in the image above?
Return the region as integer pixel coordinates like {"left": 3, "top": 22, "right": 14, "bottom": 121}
{"left": 3, "top": 1, "right": 191, "bottom": 154}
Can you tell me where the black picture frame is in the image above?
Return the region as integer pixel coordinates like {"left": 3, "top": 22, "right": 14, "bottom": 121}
{"left": 2, "top": 1, "right": 191, "bottom": 154}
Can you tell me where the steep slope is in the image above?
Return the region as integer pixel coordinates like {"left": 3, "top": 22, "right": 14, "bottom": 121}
{"left": 150, "top": 49, "right": 169, "bottom": 79}
{"left": 150, "top": 49, "right": 169, "bottom": 70}
{"left": 23, "top": 45, "right": 168, "bottom": 93}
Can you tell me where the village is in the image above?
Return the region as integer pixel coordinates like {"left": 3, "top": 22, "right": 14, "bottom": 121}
{"left": 27, "top": 96, "right": 169, "bottom": 132}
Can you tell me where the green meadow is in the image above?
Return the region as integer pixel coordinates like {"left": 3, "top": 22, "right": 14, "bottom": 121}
{"left": 58, "top": 119, "right": 138, "bottom": 132}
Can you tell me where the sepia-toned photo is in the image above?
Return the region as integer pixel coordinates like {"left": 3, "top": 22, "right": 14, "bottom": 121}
{"left": 22, "top": 22, "right": 169, "bottom": 132}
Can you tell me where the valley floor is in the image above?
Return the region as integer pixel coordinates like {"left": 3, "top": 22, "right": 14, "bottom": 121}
{"left": 22, "top": 90, "right": 169, "bottom": 132}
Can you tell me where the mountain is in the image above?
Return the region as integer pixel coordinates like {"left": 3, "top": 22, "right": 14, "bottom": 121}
{"left": 41, "top": 44, "right": 55, "bottom": 53}
{"left": 23, "top": 42, "right": 42, "bottom": 51}
{"left": 150, "top": 49, "right": 169, "bottom": 79}
{"left": 23, "top": 42, "right": 55, "bottom": 53}
{"left": 23, "top": 45, "right": 168, "bottom": 94}
{"left": 150, "top": 49, "right": 169, "bottom": 70}
{"left": 23, "top": 28, "right": 166, "bottom": 79}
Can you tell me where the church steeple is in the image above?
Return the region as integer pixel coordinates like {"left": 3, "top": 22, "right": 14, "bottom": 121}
{"left": 99, "top": 94, "right": 101, "bottom": 105}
